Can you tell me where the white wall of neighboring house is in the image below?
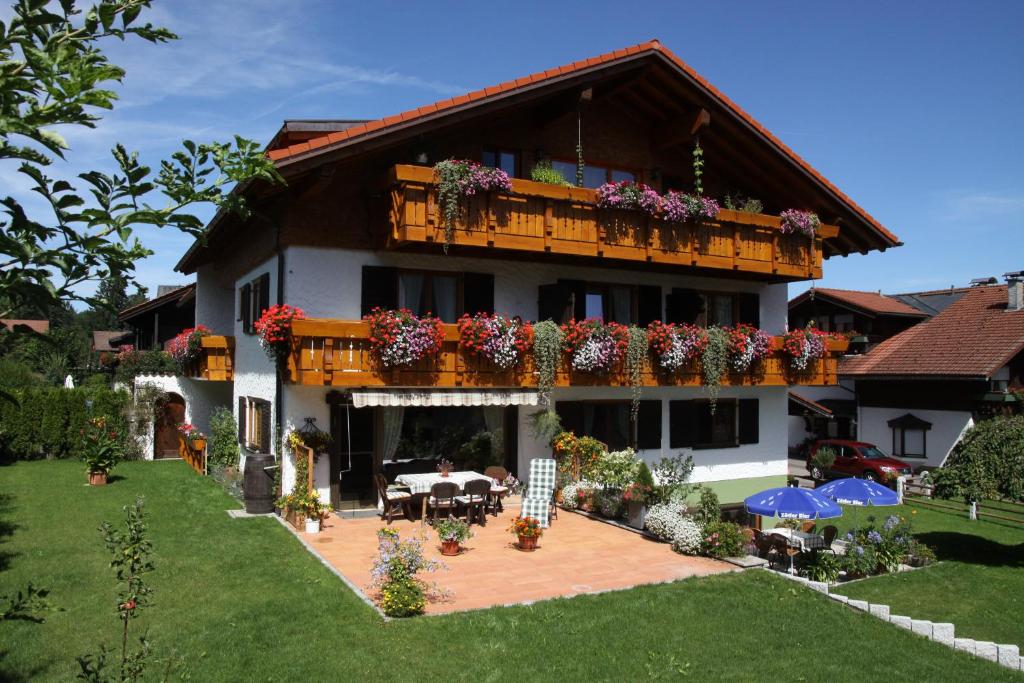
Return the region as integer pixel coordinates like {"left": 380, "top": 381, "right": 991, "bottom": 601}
{"left": 786, "top": 381, "right": 857, "bottom": 449}
{"left": 857, "top": 405, "right": 974, "bottom": 468}
{"left": 195, "top": 264, "right": 235, "bottom": 334}
{"left": 132, "top": 374, "right": 232, "bottom": 460}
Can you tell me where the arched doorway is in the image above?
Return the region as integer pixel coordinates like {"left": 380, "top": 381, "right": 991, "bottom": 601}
{"left": 154, "top": 393, "right": 186, "bottom": 459}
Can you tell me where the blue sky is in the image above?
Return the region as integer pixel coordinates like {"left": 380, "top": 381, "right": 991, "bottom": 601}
{"left": 11, "top": 0, "right": 1023, "bottom": 302}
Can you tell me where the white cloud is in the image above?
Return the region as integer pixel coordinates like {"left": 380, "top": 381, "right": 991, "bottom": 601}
{"left": 939, "top": 191, "right": 1024, "bottom": 222}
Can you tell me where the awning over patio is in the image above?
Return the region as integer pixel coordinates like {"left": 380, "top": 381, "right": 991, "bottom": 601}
{"left": 350, "top": 389, "right": 540, "bottom": 408}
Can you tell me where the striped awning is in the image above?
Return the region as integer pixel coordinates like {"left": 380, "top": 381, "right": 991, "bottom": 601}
{"left": 350, "top": 389, "right": 540, "bottom": 408}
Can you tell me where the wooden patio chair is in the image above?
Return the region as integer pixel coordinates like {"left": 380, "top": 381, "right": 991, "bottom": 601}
{"left": 374, "top": 474, "right": 412, "bottom": 525}
{"left": 821, "top": 525, "right": 839, "bottom": 553}
{"left": 428, "top": 481, "right": 460, "bottom": 522}
{"left": 800, "top": 520, "right": 816, "bottom": 533}
{"left": 752, "top": 529, "right": 773, "bottom": 559}
{"left": 456, "top": 478, "right": 491, "bottom": 526}
{"left": 769, "top": 534, "right": 800, "bottom": 573}
{"left": 483, "top": 465, "right": 509, "bottom": 516}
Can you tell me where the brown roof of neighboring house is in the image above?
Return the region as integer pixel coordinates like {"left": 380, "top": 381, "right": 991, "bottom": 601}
{"left": 841, "top": 285, "right": 1024, "bottom": 379}
{"left": 789, "top": 288, "right": 928, "bottom": 318}
{"left": 0, "top": 319, "right": 49, "bottom": 334}
{"left": 117, "top": 283, "right": 195, "bottom": 322}
{"left": 92, "top": 330, "right": 131, "bottom": 352}
{"left": 789, "top": 391, "right": 833, "bottom": 417}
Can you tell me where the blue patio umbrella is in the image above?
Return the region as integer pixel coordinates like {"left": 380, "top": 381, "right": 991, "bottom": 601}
{"left": 815, "top": 477, "right": 899, "bottom": 507}
{"left": 744, "top": 487, "right": 843, "bottom": 520}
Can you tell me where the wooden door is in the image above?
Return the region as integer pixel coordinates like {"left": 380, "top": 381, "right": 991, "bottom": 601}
{"left": 330, "top": 401, "right": 374, "bottom": 506}
{"left": 155, "top": 394, "right": 185, "bottom": 459}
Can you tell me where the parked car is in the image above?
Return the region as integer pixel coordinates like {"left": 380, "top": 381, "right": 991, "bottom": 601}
{"left": 806, "top": 439, "right": 912, "bottom": 483}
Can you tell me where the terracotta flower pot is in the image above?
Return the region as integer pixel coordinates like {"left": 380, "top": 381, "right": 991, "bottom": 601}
{"left": 440, "top": 539, "right": 461, "bottom": 556}
{"left": 517, "top": 535, "right": 538, "bottom": 551}
{"left": 88, "top": 471, "right": 107, "bottom": 486}
{"left": 191, "top": 438, "right": 206, "bottom": 451}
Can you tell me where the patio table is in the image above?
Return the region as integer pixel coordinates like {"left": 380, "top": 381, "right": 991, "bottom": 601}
{"left": 766, "top": 527, "right": 828, "bottom": 552}
{"left": 393, "top": 471, "right": 491, "bottom": 522}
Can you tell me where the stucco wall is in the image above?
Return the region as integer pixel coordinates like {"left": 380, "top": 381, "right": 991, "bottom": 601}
{"left": 195, "top": 264, "right": 235, "bottom": 334}
{"left": 857, "top": 405, "right": 973, "bottom": 468}
{"left": 132, "top": 374, "right": 232, "bottom": 461}
{"left": 280, "top": 384, "right": 332, "bottom": 500}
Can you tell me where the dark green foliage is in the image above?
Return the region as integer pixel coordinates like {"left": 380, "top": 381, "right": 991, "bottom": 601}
{"left": 0, "top": 357, "right": 43, "bottom": 389}
{"left": 635, "top": 460, "right": 655, "bottom": 488}
{"left": 0, "top": 386, "right": 132, "bottom": 461}
{"left": 693, "top": 486, "right": 721, "bottom": 528}
{"left": 933, "top": 416, "right": 1024, "bottom": 502}
{"left": 207, "top": 407, "right": 239, "bottom": 470}
{"left": 113, "top": 349, "right": 177, "bottom": 384}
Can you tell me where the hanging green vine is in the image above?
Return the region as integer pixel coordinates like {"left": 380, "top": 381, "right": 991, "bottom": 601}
{"left": 626, "top": 325, "right": 648, "bottom": 420}
{"left": 701, "top": 326, "right": 729, "bottom": 413}
{"left": 575, "top": 107, "right": 585, "bottom": 187}
{"left": 532, "top": 320, "right": 563, "bottom": 404}
{"left": 434, "top": 159, "right": 472, "bottom": 253}
{"left": 692, "top": 141, "right": 705, "bottom": 195}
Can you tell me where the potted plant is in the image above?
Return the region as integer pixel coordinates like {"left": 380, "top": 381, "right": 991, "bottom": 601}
{"left": 509, "top": 515, "right": 543, "bottom": 551}
{"left": 623, "top": 461, "right": 655, "bottom": 530}
{"left": 301, "top": 491, "right": 330, "bottom": 534}
{"left": 808, "top": 446, "right": 836, "bottom": 482}
{"left": 434, "top": 515, "right": 472, "bottom": 556}
{"left": 363, "top": 307, "right": 445, "bottom": 368}
{"left": 81, "top": 416, "right": 123, "bottom": 485}
{"left": 177, "top": 423, "right": 206, "bottom": 451}
{"left": 436, "top": 458, "right": 454, "bottom": 478}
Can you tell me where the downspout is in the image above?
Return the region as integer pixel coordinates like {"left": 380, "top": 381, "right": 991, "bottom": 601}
{"left": 275, "top": 220, "right": 285, "bottom": 459}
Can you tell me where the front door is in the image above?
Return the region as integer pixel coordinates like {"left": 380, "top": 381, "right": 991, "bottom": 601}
{"left": 329, "top": 400, "right": 374, "bottom": 508}
{"left": 154, "top": 394, "right": 185, "bottom": 459}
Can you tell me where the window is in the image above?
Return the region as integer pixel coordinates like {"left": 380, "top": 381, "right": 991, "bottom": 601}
{"left": 482, "top": 148, "right": 519, "bottom": 177}
{"left": 361, "top": 266, "right": 494, "bottom": 322}
{"left": 887, "top": 413, "right": 931, "bottom": 458}
{"left": 239, "top": 272, "right": 270, "bottom": 335}
{"left": 665, "top": 289, "right": 760, "bottom": 328}
{"left": 670, "top": 399, "right": 759, "bottom": 449}
{"left": 238, "top": 396, "right": 271, "bottom": 452}
{"left": 538, "top": 279, "right": 662, "bottom": 326}
{"left": 583, "top": 283, "right": 635, "bottom": 324}
{"left": 834, "top": 313, "right": 855, "bottom": 332}
{"left": 550, "top": 160, "right": 636, "bottom": 189}
{"left": 399, "top": 271, "right": 460, "bottom": 322}
{"left": 556, "top": 400, "right": 662, "bottom": 451}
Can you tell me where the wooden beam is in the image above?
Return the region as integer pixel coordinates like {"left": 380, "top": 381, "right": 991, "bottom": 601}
{"left": 653, "top": 108, "right": 710, "bottom": 150}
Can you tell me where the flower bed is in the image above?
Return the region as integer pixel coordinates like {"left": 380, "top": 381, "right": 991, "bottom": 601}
{"left": 456, "top": 313, "right": 532, "bottom": 371}
{"left": 364, "top": 308, "right": 445, "bottom": 368}
{"left": 595, "top": 180, "right": 661, "bottom": 216}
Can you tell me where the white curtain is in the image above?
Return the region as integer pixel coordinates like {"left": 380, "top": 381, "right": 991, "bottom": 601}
{"left": 375, "top": 407, "right": 404, "bottom": 473}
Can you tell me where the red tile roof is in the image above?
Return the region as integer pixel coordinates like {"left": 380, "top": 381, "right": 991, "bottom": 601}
{"left": 263, "top": 39, "right": 898, "bottom": 248}
{"left": 789, "top": 391, "right": 833, "bottom": 417}
{"left": 0, "top": 319, "right": 49, "bottom": 334}
{"left": 841, "top": 285, "right": 1024, "bottom": 378}
{"left": 791, "top": 288, "right": 928, "bottom": 317}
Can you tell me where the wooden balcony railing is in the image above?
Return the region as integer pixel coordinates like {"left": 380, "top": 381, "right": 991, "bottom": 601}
{"left": 181, "top": 336, "right": 235, "bottom": 381}
{"left": 387, "top": 164, "right": 839, "bottom": 281}
{"left": 178, "top": 435, "right": 206, "bottom": 475}
{"left": 287, "top": 319, "right": 847, "bottom": 389}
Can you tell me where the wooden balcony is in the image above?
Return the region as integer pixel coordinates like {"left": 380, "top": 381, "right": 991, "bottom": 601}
{"left": 387, "top": 165, "right": 839, "bottom": 281}
{"left": 287, "top": 319, "right": 846, "bottom": 389}
{"left": 181, "top": 336, "right": 235, "bottom": 381}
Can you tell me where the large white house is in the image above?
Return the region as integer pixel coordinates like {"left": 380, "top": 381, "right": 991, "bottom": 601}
{"left": 142, "top": 40, "right": 899, "bottom": 511}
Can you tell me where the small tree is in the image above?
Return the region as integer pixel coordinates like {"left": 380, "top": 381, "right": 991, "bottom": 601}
{"left": 933, "top": 416, "right": 1024, "bottom": 503}
{"left": 207, "top": 406, "right": 240, "bottom": 471}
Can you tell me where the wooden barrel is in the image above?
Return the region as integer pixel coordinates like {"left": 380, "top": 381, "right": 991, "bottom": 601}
{"left": 244, "top": 453, "right": 276, "bottom": 514}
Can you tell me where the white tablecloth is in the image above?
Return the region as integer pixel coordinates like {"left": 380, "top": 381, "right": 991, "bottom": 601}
{"left": 394, "top": 471, "right": 490, "bottom": 495}
{"left": 767, "top": 528, "right": 828, "bottom": 552}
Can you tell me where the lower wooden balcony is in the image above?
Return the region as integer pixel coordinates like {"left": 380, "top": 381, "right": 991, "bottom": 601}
{"left": 388, "top": 164, "right": 839, "bottom": 281}
{"left": 287, "top": 319, "right": 846, "bottom": 389}
{"left": 181, "top": 336, "right": 235, "bottom": 381}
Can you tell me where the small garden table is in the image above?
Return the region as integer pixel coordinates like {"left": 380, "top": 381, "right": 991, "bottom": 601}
{"left": 394, "top": 471, "right": 491, "bottom": 522}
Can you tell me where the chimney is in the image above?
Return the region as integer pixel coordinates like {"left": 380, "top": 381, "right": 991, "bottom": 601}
{"left": 1006, "top": 272, "right": 1024, "bottom": 311}
{"left": 156, "top": 284, "right": 185, "bottom": 297}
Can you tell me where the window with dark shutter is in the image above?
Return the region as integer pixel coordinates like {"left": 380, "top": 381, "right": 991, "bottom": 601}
{"left": 462, "top": 272, "right": 495, "bottom": 316}
{"left": 248, "top": 277, "right": 261, "bottom": 333}
{"left": 738, "top": 398, "right": 759, "bottom": 444}
{"left": 237, "top": 396, "right": 246, "bottom": 447}
{"left": 636, "top": 400, "right": 662, "bottom": 450}
{"left": 555, "top": 401, "right": 584, "bottom": 437}
{"left": 637, "top": 285, "right": 662, "bottom": 327}
{"left": 559, "top": 280, "right": 587, "bottom": 320}
{"left": 258, "top": 399, "right": 272, "bottom": 453}
{"left": 239, "top": 284, "right": 252, "bottom": 333}
{"left": 665, "top": 288, "right": 704, "bottom": 325}
{"left": 537, "top": 283, "right": 573, "bottom": 323}
{"left": 738, "top": 293, "right": 761, "bottom": 327}
{"left": 360, "top": 266, "right": 399, "bottom": 316}
{"left": 256, "top": 273, "right": 270, "bottom": 321}
{"left": 669, "top": 400, "right": 699, "bottom": 448}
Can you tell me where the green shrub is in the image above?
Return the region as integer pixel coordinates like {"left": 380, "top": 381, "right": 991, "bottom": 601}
{"left": 114, "top": 350, "right": 177, "bottom": 384}
{"left": 692, "top": 486, "right": 721, "bottom": 529}
{"left": 700, "top": 520, "right": 745, "bottom": 558}
{"left": 208, "top": 406, "right": 240, "bottom": 470}
{"left": 529, "top": 160, "right": 571, "bottom": 187}
{"left": 380, "top": 577, "right": 425, "bottom": 618}
{"left": 635, "top": 460, "right": 655, "bottom": 488}
{"left": 933, "top": 415, "right": 1024, "bottom": 502}
{"left": 798, "top": 551, "right": 841, "bottom": 583}
{"left": 0, "top": 357, "right": 43, "bottom": 389}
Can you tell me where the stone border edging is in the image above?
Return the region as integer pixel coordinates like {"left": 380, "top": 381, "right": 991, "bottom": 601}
{"left": 770, "top": 569, "right": 1024, "bottom": 672}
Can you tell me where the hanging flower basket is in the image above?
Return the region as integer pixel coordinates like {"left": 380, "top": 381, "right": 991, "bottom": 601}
{"left": 595, "top": 181, "right": 660, "bottom": 216}
{"left": 782, "top": 325, "right": 827, "bottom": 371}
{"left": 646, "top": 321, "right": 707, "bottom": 372}
{"left": 660, "top": 191, "right": 720, "bottom": 223}
{"left": 434, "top": 159, "right": 513, "bottom": 251}
{"left": 779, "top": 209, "right": 821, "bottom": 237}
{"left": 255, "top": 304, "right": 305, "bottom": 364}
{"left": 457, "top": 313, "right": 533, "bottom": 371}
{"left": 726, "top": 324, "right": 773, "bottom": 372}
{"left": 364, "top": 308, "right": 445, "bottom": 369}
{"left": 560, "top": 318, "right": 629, "bottom": 373}
{"left": 166, "top": 325, "right": 212, "bottom": 367}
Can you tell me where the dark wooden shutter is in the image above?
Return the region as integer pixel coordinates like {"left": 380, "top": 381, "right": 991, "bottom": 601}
{"left": 237, "top": 396, "right": 246, "bottom": 447}
{"left": 256, "top": 273, "right": 270, "bottom": 319}
{"left": 555, "top": 401, "right": 584, "bottom": 436}
{"left": 258, "top": 399, "right": 272, "bottom": 453}
{"left": 635, "top": 400, "right": 661, "bottom": 450}
{"left": 738, "top": 398, "right": 759, "bottom": 444}
{"left": 360, "top": 266, "right": 399, "bottom": 316}
{"left": 738, "top": 293, "right": 761, "bottom": 327}
{"left": 462, "top": 272, "right": 495, "bottom": 316}
{"left": 240, "top": 284, "right": 252, "bottom": 333}
{"left": 665, "top": 288, "right": 704, "bottom": 324}
{"left": 637, "top": 285, "right": 662, "bottom": 327}
{"left": 669, "top": 400, "right": 699, "bottom": 448}
{"left": 537, "top": 283, "right": 572, "bottom": 323}
{"left": 248, "top": 277, "right": 261, "bottom": 333}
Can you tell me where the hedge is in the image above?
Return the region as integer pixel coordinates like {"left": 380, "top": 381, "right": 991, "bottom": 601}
{"left": 0, "top": 386, "right": 133, "bottom": 461}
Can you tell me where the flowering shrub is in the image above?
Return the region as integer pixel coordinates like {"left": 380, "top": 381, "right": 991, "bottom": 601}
{"left": 647, "top": 321, "right": 707, "bottom": 372}
{"left": 660, "top": 191, "right": 720, "bottom": 222}
{"left": 364, "top": 308, "right": 445, "bottom": 369}
{"left": 644, "top": 503, "right": 702, "bottom": 555}
{"left": 779, "top": 209, "right": 821, "bottom": 237}
{"left": 371, "top": 528, "right": 442, "bottom": 617}
{"left": 434, "top": 159, "right": 513, "bottom": 251}
{"left": 726, "top": 324, "right": 773, "bottom": 372}
{"left": 699, "top": 520, "right": 746, "bottom": 558}
{"left": 596, "top": 180, "right": 660, "bottom": 216}
{"left": 165, "top": 325, "right": 211, "bottom": 366}
{"left": 509, "top": 515, "right": 543, "bottom": 538}
{"left": 457, "top": 313, "right": 532, "bottom": 371}
{"left": 595, "top": 489, "right": 624, "bottom": 518}
{"left": 561, "top": 318, "right": 629, "bottom": 373}
{"left": 844, "top": 514, "right": 917, "bottom": 574}
{"left": 254, "top": 304, "right": 305, "bottom": 363}
{"left": 551, "top": 431, "right": 605, "bottom": 482}
{"left": 176, "top": 423, "right": 205, "bottom": 444}
{"left": 782, "top": 325, "right": 827, "bottom": 371}
{"left": 669, "top": 520, "right": 704, "bottom": 555}
{"left": 276, "top": 490, "right": 331, "bottom": 520}
{"left": 559, "top": 479, "right": 597, "bottom": 511}
{"left": 623, "top": 481, "right": 653, "bottom": 505}
{"left": 81, "top": 416, "right": 124, "bottom": 475}
{"left": 592, "top": 447, "right": 641, "bottom": 490}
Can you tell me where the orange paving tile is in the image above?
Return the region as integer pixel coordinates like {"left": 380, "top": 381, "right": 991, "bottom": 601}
{"left": 295, "top": 500, "right": 733, "bottom": 615}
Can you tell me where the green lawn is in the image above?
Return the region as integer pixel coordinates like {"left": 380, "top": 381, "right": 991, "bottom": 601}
{"left": 837, "top": 502, "right": 1024, "bottom": 647}
{"left": 1, "top": 461, "right": 1017, "bottom": 681}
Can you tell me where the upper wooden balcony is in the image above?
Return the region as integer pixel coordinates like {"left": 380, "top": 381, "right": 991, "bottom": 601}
{"left": 286, "top": 319, "right": 846, "bottom": 389}
{"left": 387, "top": 165, "right": 839, "bottom": 281}
{"left": 181, "top": 336, "right": 235, "bottom": 381}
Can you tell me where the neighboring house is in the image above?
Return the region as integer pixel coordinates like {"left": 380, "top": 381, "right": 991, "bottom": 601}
{"left": 788, "top": 287, "right": 928, "bottom": 352}
{"left": 117, "top": 283, "right": 196, "bottom": 351}
{"left": 0, "top": 319, "right": 49, "bottom": 335}
{"left": 92, "top": 330, "right": 131, "bottom": 365}
{"left": 154, "top": 40, "right": 899, "bottom": 508}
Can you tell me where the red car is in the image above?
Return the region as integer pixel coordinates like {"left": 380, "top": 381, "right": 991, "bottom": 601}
{"left": 806, "top": 439, "right": 912, "bottom": 483}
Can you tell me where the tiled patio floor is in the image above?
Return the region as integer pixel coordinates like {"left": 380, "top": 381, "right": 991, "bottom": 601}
{"left": 295, "top": 501, "right": 733, "bottom": 614}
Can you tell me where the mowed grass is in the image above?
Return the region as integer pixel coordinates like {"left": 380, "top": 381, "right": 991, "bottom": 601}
{"left": 0, "top": 460, "right": 1017, "bottom": 682}
{"left": 837, "top": 502, "right": 1024, "bottom": 647}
